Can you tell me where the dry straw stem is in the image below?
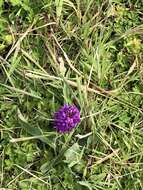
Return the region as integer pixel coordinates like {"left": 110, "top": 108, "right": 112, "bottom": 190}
{"left": 89, "top": 148, "right": 120, "bottom": 167}
{"left": 15, "top": 164, "right": 49, "bottom": 186}
{"left": 5, "top": 21, "right": 56, "bottom": 61}
{"left": 5, "top": 22, "right": 34, "bottom": 61}
{"left": 10, "top": 134, "right": 56, "bottom": 143}
{"left": 52, "top": 34, "right": 82, "bottom": 76}
{"left": 26, "top": 71, "right": 143, "bottom": 114}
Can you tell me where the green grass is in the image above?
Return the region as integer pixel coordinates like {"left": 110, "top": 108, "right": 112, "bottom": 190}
{"left": 1, "top": 0, "right": 143, "bottom": 189}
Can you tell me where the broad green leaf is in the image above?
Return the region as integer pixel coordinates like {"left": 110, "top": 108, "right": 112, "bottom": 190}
{"left": 64, "top": 143, "right": 84, "bottom": 167}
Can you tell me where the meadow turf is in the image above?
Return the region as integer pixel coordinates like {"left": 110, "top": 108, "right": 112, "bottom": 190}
{"left": 1, "top": 0, "right": 143, "bottom": 189}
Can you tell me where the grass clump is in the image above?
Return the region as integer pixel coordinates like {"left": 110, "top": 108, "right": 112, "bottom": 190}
{"left": 1, "top": 0, "right": 143, "bottom": 189}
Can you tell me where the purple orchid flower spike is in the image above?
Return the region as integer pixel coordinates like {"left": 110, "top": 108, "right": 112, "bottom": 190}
{"left": 54, "top": 104, "right": 80, "bottom": 133}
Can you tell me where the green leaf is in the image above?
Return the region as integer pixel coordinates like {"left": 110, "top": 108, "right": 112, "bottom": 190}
{"left": 55, "top": 0, "right": 64, "bottom": 18}
{"left": 10, "top": 0, "right": 21, "bottom": 6}
{"left": 78, "top": 181, "right": 93, "bottom": 190}
{"left": 0, "top": 0, "right": 3, "bottom": 7}
{"left": 18, "top": 110, "right": 56, "bottom": 149}
{"left": 64, "top": 143, "right": 84, "bottom": 167}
